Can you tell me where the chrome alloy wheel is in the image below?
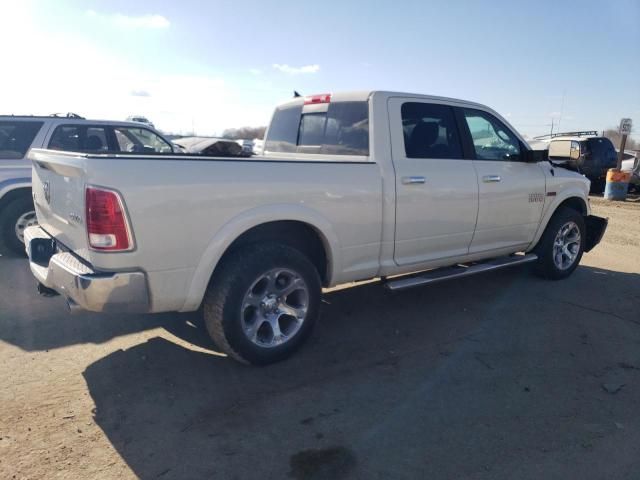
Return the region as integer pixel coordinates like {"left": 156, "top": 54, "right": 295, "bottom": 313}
{"left": 553, "top": 221, "right": 581, "bottom": 270}
{"left": 240, "top": 268, "right": 309, "bottom": 348}
{"left": 14, "top": 210, "right": 38, "bottom": 244}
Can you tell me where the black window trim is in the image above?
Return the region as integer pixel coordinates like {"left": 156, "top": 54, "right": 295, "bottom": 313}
{"left": 455, "top": 107, "right": 526, "bottom": 162}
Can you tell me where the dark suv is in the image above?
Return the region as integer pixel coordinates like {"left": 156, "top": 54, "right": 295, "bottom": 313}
{"left": 531, "top": 131, "right": 617, "bottom": 193}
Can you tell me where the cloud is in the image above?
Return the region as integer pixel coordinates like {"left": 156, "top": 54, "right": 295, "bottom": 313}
{"left": 130, "top": 89, "right": 151, "bottom": 97}
{"left": 0, "top": 4, "right": 275, "bottom": 136}
{"left": 272, "top": 64, "right": 320, "bottom": 75}
{"left": 86, "top": 10, "right": 170, "bottom": 29}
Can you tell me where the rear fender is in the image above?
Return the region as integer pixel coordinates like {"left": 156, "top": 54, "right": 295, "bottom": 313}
{"left": 180, "top": 204, "right": 341, "bottom": 312}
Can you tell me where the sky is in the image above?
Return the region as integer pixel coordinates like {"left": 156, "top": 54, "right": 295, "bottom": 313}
{"left": 1, "top": 0, "right": 639, "bottom": 140}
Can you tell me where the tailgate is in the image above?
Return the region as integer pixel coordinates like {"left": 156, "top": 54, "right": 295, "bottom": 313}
{"left": 29, "top": 149, "right": 89, "bottom": 255}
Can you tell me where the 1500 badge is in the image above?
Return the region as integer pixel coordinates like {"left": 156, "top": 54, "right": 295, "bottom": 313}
{"left": 528, "top": 193, "right": 544, "bottom": 203}
{"left": 68, "top": 213, "right": 83, "bottom": 225}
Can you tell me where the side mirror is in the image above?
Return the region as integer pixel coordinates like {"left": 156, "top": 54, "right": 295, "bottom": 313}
{"left": 525, "top": 149, "right": 548, "bottom": 163}
{"left": 569, "top": 141, "right": 581, "bottom": 160}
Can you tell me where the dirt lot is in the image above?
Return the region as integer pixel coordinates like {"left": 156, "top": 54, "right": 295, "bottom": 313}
{"left": 1, "top": 197, "right": 639, "bottom": 480}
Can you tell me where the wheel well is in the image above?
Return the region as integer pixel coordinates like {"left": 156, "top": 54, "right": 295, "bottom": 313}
{"left": 220, "top": 221, "right": 330, "bottom": 285}
{"left": 0, "top": 188, "right": 32, "bottom": 213}
{"left": 557, "top": 196, "right": 587, "bottom": 216}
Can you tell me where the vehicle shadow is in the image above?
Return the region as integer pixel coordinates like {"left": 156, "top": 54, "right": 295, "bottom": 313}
{"left": 82, "top": 265, "right": 640, "bottom": 479}
{"left": 0, "top": 255, "right": 213, "bottom": 351}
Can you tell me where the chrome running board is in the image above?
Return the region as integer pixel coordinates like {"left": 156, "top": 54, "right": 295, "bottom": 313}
{"left": 385, "top": 254, "right": 538, "bottom": 291}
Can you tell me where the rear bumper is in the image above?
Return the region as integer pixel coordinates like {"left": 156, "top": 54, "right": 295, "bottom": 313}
{"left": 584, "top": 215, "right": 608, "bottom": 253}
{"left": 24, "top": 226, "right": 149, "bottom": 313}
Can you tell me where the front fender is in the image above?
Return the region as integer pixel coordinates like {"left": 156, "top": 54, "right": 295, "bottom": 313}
{"left": 527, "top": 188, "right": 589, "bottom": 251}
{"left": 179, "top": 204, "right": 342, "bottom": 312}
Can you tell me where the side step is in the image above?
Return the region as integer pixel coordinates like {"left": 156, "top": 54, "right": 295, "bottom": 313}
{"left": 385, "top": 253, "right": 538, "bottom": 291}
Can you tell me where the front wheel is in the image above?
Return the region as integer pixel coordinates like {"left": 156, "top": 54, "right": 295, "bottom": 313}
{"left": 203, "top": 243, "right": 322, "bottom": 365}
{"left": 533, "top": 206, "right": 585, "bottom": 280}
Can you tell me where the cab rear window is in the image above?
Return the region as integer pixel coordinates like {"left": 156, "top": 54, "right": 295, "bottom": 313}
{"left": 265, "top": 101, "right": 369, "bottom": 156}
{"left": 0, "top": 121, "right": 43, "bottom": 159}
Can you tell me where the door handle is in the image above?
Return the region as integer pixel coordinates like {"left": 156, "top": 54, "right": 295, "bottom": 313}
{"left": 482, "top": 175, "right": 501, "bottom": 183}
{"left": 402, "top": 176, "right": 426, "bottom": 185}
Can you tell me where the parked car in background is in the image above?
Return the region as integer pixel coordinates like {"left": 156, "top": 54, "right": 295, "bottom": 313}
{"left": 252, "top": 138, "right": 265, "bottom": 155}
{"left": 236, "top": 139, "right": 255, "bottom": 154}
{"left": 126, "top": 115, "right": 155, "bottom": 129}
{"left": 621, "top": 150, "right": 640, "bottom": 191}
{"left": 529, "top": 131, "right": 618, "bottom": 193}
{"left": 23, "top": 91, "right": 607, "bottom": 365}
{"left": 0, "top": 115, "right": 177, "bottom": 254}
{"left": 172, "top": 136, "right": 248, "bottom": 156}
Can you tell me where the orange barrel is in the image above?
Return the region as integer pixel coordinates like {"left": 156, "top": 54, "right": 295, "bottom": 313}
{"left": 604, "top": 169, "right": 631, "bottom": 200}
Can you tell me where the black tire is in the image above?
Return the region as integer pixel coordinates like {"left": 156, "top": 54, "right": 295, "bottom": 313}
{"left": 203, "top": 243, "right": 322, "bottom": 365}
{"left": 533, "top": 206, "right": 585, "bottom": 280}
{"left": 0, "top": 195, "right": 36, "bottom": 256}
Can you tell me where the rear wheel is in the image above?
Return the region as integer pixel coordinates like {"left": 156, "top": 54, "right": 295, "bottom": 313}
{"left": 0, "top": 195, "right": 37, "bottom": 255}
{"left": 203, "top": 243, "right": 321, "bottom": 365}
{"left": 533, "top": 206, "right": 585, "bottom": 280}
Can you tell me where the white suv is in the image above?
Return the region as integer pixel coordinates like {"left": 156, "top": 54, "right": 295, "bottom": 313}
{"left": 0, "top": 115, "right": 176, "bottom": 254}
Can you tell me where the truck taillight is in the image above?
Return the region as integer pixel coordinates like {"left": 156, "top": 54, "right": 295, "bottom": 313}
{"left": 86, "top": 187, "right": 133, "bottom": 251}
{"left": 304, "top": 93, "right": 331, "bottom": 105}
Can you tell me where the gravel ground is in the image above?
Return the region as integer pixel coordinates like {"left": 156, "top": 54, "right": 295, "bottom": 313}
{"left": 1, "top": 196, "right": 639, "bottom": 479}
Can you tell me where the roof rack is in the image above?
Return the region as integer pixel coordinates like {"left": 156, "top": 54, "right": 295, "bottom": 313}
{"left": 533, "top": 130, "right": 599, "bottom": 140}
{"left": 49, "top": 112, "right": 85, "bottom": 119}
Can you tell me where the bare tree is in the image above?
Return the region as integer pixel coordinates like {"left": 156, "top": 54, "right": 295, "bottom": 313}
{"left": 222, "top": 126, "right": 267, "bottom": 140}
{"left": 602, "top": 128, "right": 639, "bottom": 150}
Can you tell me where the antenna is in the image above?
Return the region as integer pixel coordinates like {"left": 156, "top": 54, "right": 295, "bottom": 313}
{"left": 557, "top": 90, "right": 566, "bottom": 133}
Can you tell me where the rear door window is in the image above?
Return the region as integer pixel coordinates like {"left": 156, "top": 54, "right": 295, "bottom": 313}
{"left": 265, "top": 101, "right": 369, "bottom": 156}
{"left": 400, "top": 103, "right": 463, "bottom": 159}
{"left": 0, "top": 121, "right": 43, "bottom": 159}
{"left": 49, "top": 125, "right": 111, "bottom": 152}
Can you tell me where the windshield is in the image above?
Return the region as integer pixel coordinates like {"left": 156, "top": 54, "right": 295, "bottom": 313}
{"left": 586, "top": 137, "right": 617, "bottom": 165}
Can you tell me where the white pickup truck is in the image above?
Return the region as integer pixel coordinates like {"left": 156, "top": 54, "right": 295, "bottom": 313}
{"left": 24, "top": 91, "right": 608, "bottom": 364}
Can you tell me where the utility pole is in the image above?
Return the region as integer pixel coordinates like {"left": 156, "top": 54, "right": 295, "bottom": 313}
{"left": 557, "top": 90, "right": 566, "bottom": 133}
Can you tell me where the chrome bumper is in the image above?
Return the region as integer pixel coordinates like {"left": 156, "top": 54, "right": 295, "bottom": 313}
{"left": 24, "top": 226, "right": 149, "bottom": 313}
